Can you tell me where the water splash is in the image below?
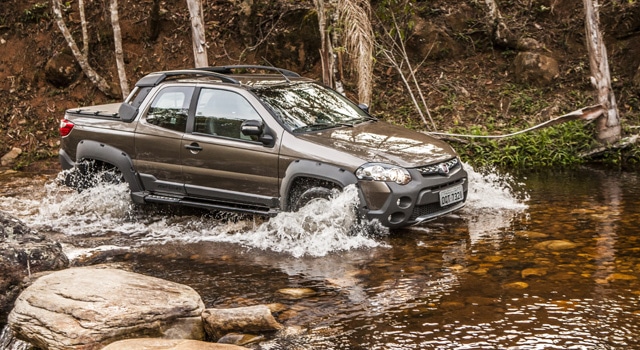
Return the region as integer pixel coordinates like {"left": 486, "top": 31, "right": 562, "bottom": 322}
{"left": 0, "top": 173, "right": 387, "bottom": 258}
{"left": 462, "top": 163, "right": 529, "bottom": 242}
{"left": 0, "top": 164, "right": 527, "bottom": 257}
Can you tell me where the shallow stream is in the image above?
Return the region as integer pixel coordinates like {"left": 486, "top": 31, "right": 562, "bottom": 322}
{"left": 1, "top": 165, "right": 639, "bottom": 349}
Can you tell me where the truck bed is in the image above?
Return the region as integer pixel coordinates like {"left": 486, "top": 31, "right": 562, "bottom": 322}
{"left": 66, "top": 103, "right": 122, "bottom": 119}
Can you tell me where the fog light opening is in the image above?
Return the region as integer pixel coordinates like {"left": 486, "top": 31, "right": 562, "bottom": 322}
{"left": 396, "top": 196, "right": 412, "bottom": 209}
{"left": 388, "top": 212, "right": 406, "bottom": 224}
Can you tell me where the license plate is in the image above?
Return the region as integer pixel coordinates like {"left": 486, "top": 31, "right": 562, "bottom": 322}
{"left": 439, "top": 185, "right": 464, "bottom": 207}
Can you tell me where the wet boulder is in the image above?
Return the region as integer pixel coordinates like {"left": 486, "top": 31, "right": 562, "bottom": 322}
{"left": 0, "top": 211, "right": 68, "bottom": 325}
{"left": 8, "top": 266, "right": 206, "bottom": 350}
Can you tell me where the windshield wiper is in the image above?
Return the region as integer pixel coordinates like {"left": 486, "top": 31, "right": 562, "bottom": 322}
{"left": 293, "top": 122, "right": 355, "bottom": 132}
{"left": 293, "top": 123, "right": 334, "bottom": 132}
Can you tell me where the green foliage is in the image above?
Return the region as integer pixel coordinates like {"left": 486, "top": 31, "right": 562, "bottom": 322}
{"left": 21, "top": 2, "right": 49, "bottom": 23}
{"left": 499, "top": 83, "right": 549, "bottom": 116}
{"left": 456, "top": 121, "right": 598, "bottom": 169}
{"left": 374, "top": 0, "right": 417, "bottom": 40}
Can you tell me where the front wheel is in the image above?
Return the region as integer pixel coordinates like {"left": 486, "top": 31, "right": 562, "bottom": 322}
{"left": 290, "top": 186, "right": 335, "bottom": 212}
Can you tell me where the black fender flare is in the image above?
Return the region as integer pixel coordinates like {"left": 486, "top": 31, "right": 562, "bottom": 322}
{"left": 280, "top": 159, "right": 360, "bottom": 211}
{"left": 75, "top": 140, "right": 143, "bottom": 193}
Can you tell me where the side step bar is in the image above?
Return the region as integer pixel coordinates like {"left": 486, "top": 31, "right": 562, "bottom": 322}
{"left": 131, "top": 192, "right": 279, "bottom": 217}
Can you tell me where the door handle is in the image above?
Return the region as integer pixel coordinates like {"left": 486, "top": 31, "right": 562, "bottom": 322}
{"left": 185, "top": 143, "right": 203, "bottom": 153}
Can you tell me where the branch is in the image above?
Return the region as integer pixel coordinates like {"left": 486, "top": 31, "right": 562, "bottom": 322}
{"left": 427, "top": 104, "right": 605, "bottom": 139}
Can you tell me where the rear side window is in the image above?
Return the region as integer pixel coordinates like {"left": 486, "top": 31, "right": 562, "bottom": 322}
{"left": 193, "top": 88, "right": 262, "bottom": 140}
{"left": 146, "top": 86, "right": 194, "bottom": 132}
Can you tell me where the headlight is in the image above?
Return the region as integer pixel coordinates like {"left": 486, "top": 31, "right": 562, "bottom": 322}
{"left": 355, "top": 164, "right": 412, "bottom": 185}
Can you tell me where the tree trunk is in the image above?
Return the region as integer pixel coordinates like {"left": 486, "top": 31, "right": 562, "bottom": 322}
{"left": 50, "top": 0, "right": 116, "bottom": 98}
{"left": 149, "top": 0, "right": 161, "bottom": 41}
{"left": 78, "top": 0, "right": 89, "bottom": 58}
{"left": 314, "top": 0, "right": 334, "bottom": 88}
{"left": 484, "top": 0, "right": 517, "bottom": 48}
{"left": 110, "top": 0, "right": 129, "bottom": 99}
{"left": 186, "top": 0, "right": 208, "bottom": 68}
{"left": 583, "top": 0, "right": 621, "bottom": 144}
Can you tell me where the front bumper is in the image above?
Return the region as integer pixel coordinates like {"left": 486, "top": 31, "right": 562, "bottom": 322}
{"left": 359, "top": 164, "right": 468, "bottom": 229}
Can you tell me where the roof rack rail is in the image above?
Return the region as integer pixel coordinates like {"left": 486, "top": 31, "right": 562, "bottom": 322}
{"left": 196, "top": 65, "right": 301, "bottom": 78}
{"left": 135, "top": 69, "right": 240, "bottom": 88}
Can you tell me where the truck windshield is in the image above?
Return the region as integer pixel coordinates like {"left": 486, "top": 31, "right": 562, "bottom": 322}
{"left": 252, "top": 82, "right": 373, "bottom": 132}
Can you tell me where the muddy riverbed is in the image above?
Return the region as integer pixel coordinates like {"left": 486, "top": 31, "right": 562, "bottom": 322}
{"left": 1, "top": 164, "right": 639, "bottom": 349}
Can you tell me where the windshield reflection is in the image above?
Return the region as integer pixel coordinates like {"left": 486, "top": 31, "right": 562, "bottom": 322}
{"left": 252, "top": 82, "right": 372, "bottom": 132}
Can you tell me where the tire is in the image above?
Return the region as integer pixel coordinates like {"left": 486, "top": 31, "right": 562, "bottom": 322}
{"left": 290, "top": 186, "right": 334, "bottom": 212}
{"left": 63, "top": 160, "right": 123, "bottom": 191}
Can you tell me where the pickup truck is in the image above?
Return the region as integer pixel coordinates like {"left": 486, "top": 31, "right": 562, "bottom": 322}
{"left": 58, "top": 65, "right": 468, "bottom": 228}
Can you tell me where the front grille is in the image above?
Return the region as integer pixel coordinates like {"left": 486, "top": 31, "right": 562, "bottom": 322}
{"left": 409, "top": 192, "right": 467, "bottom": 221}
{"left": 415, "top": 158, "right": 460, "bottom": 176}
{"left": 427, "top": 178, "right": 465, "bottom": 192}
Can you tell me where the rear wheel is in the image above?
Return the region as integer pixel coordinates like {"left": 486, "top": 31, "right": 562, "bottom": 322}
{"left": 63, "top": 160, "right": 123, "bottom": 191}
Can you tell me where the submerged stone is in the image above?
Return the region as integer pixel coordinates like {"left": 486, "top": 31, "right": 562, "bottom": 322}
{"left": 533, "top": 240, "right": 577, "bottom": 251}
{"left": 277, "top": 287, "right": 316, "bottom": 299}
{"left": 521, "top": 268, "right": 548, "bottom": 278}
{"left": 102, "top": 339, "right": 248, "bottom": 350}
{"left": 218, "top": 333, "right": 265, "bottom": 346}
{"left": 606, "top": 273, "right": 638, "bottom": 282}
{"left": 504, "top": 282, "right": 529, "bottom": 290}
{"left": 515, "top": 231, "right": 550, "bottom": 239}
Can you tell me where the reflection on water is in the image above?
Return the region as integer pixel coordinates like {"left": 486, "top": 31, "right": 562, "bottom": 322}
{"left": 1, "top": 166, "right": 640, "bottom": 349}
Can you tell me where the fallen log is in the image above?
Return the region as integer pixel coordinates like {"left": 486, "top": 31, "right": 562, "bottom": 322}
{"left": 579, "top": 134, "right": 639, "bottom": 158}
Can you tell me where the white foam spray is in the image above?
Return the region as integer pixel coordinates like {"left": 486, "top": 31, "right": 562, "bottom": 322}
{"left": 461, "top": 163, "right": 529, "bottom": 242}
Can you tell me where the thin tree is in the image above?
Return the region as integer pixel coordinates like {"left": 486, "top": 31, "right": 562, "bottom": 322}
{"left": 110, "top": 0, "right": 129, "bottom": 98}
{"left": 583, "top": 0, "right": 621, "bottom": 144}
{"left": 186, "top": 0, "right": 208, "bottom": 68}
{"left": 314, "top": 0, "right": 336, "bottom": 89}
{"left": 78, "top": 0, "right": 89, "bottom": 58}
{"left": 375, "top": 10, "right": 437, "bottom": 130}
{"left": 51, "top": 0, "right": 116, "bottom": 97}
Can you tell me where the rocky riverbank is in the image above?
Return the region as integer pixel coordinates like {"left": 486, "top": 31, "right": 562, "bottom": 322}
{"left": 0, "top": 212, "right": 300, "bottom": 349}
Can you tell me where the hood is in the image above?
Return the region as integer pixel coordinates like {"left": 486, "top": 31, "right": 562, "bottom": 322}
{"left": 297, "top": 121, "right": 457, "bottom": 167}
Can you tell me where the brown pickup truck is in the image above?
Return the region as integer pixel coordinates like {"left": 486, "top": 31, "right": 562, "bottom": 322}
{"left": 59, "top": 65, "right": 467, "bottom": 228}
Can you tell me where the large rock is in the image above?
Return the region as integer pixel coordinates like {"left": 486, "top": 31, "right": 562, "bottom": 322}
{"left": 0, "top": 211, "right": 68, "bottom": 325}
{"left": 8, "top": 266, "right": 205, "bottom": 350}
{"left": 514, "top": 52, "right": 559, "bottom": 87}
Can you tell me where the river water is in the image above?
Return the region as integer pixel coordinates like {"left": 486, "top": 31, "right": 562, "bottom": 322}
{"left": 1, "top": 164, "right": 639, "bottom": 349}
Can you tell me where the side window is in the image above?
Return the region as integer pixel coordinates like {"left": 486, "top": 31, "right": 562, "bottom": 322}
{"left": 194, "top": 89, "right": 262, "bottom": 140}
{"left": 146, "top": 86, "right": 194, "bottom": 132}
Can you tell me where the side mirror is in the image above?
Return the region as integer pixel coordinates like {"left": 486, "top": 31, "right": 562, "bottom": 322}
{"left": 358, "top": 103, "right": 369, "bottom": 114}
{"left": 241, "top": 119, "right": 274, "bottom": 146}
{"left": 118, "top": 103, "right": 138, "bottom": 122}
{"left": 241, "top": 119, "right": 263, "bottom": 136}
